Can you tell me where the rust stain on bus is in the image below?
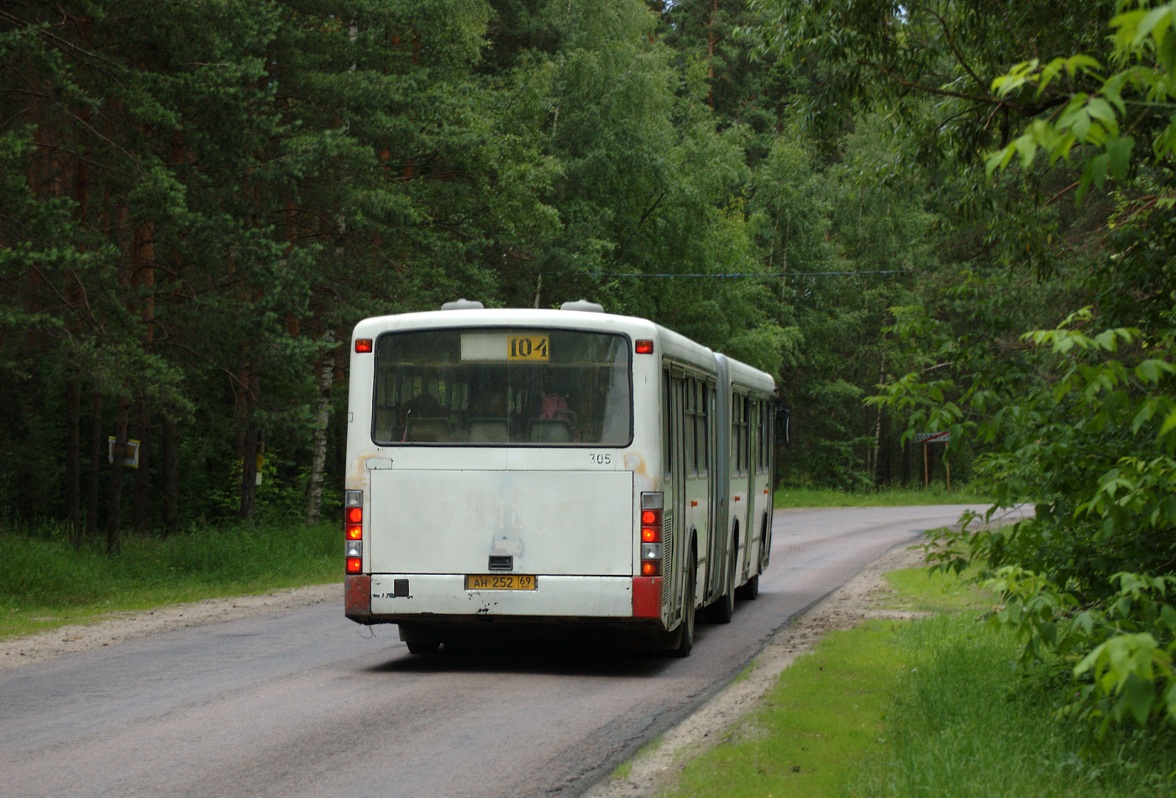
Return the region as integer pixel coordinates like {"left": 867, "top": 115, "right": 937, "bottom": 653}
{"left": 345, "top": 574, "right": 372, "bottom": 620}
{"left": 347, "top": 457, "right": 370, "bottom": 491}
{"left": 627, "top": 452, "right": 661, "bottom": 496}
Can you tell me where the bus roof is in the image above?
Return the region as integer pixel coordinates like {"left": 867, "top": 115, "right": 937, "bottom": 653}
{"left": 352, "top": 305, "right": 774, "bottom": 390}
{"left": 716, "top": 353, "right": 777, "bottom": 394}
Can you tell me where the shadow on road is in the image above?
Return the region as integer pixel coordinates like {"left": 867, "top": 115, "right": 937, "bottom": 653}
{"left": 363, "top": 625, "right": 702, "bottom": 678}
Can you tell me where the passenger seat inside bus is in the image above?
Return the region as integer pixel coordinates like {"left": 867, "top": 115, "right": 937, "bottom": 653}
{"left": 468, "top": 418, "right": 509, "bottom": 442}
{"left": 406, "top": 418, "right": 451, "bottom": 442}
{"left": 529, "top": 419, "right": 571, "bottom": 442}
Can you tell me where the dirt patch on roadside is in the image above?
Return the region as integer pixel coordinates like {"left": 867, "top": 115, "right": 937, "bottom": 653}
{"left": 582, "top": 543, "right": 929, "bottom": 798}
{"left": 0, "top": 584, "right": 339, "bottom": 671}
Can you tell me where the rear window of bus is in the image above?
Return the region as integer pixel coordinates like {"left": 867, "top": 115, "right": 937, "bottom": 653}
{"left": 372, "top": 328, "right": 632, "bottom": 446}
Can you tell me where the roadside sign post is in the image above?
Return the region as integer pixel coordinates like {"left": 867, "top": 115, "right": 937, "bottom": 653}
{"left": 914, "top": 431, "right": 951, "bottom": 490}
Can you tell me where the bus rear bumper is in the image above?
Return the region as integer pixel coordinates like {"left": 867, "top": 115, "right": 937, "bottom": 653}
{"left": 358, "top": 573, "right": 641, "bottom": 623}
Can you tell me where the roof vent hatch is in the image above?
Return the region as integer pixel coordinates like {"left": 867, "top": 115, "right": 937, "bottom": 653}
{"left": 440, "top": 299, "right": 485, "bottom": 311}
{"left": 559, "top": 299, "right": 604, "bottom": 313}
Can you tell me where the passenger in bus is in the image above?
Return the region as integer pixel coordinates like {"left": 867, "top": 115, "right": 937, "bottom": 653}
{"left": 399, "top": 391, "right": 443, "bottom": 421}
{"left": 540, "top": 391, "right": 569, "bottom": 420}
{"left": 529, "top": 370, "right": 574, "bottom": 442}
{"left": 537, "top": 369, "right": 570, "bottom": 420}
{"left": 398, "top": 392, "right": 446, "bottom": 441}
{"left": 469, "top": 388, "right": 507, "bottom": 418}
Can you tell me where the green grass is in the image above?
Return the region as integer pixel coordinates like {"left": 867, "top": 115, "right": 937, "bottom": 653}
{"left": 0, "top": 489, "right": 979, "bottom": 641}
{"left": 775, "top": 485, "right": 991, "bottom": 508}
{"left": 670, "top": 622, "right": 906, "bottom": 797}
{"left": 845, "top": 617, "right": 1176, "bottom": 798}
{"left": 0, "top": 521, "right": 338, "bottom": 640}
{"left": 880, "top": 564, "right": 994, "bottom": 615}
{"left": 655, "top": 567, "right": 1176, "bottom": 798}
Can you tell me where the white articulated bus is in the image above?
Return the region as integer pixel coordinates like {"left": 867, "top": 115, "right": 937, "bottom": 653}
{"left": 343, "top": 299, "right": 779, "bottom": 656}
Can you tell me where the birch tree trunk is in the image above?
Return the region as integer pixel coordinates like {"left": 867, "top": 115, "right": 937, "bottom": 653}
{"left": 305, "top": 332, "right": 336, "bottom": 525}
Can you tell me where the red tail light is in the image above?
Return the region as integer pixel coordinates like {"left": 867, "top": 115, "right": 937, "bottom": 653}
{"left": 346, "top": 505, "right": 363, "bottom": 540}
{"left": 345, "top": 490, "right": 363, "bottom": 574}
{"left": 641, "top": 509, "right": 660, "bottom": 542}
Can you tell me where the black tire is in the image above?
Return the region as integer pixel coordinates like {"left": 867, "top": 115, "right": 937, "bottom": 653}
{"left": 735, "top": 573, "right": 759, "bottom": 601}
{"left": 401, "top": 625, "right": 441, "bottom": 655}
{"left": 673, "top": 551, "right": 697, "bottom": 658}
{"left": 709, "top": 548, "right": 737, "bottom": 624}
{"left": 759, "top": 513, "right": 772, "bottom": 570}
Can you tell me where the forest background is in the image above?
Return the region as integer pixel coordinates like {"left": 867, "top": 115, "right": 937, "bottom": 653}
{"left": 2, "top": 0, "right": 1175, "bottom": 731}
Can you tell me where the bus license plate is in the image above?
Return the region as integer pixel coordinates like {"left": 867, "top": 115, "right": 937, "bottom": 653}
{"left": 465, "top": 574, "right": 537, "bottom": 591}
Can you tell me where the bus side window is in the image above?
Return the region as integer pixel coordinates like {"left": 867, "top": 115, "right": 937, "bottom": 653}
{"left": 663, "top": 370, "right": 673, "bottom": 481}
{"left": 696, "top": 380, "right": 705, "bottom": 474}
{"left": 762, "top": 399, "right": 771, "bottom": 474}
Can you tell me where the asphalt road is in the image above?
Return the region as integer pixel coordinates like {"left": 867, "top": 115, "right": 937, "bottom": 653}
{"left": 0, "top": 505, "right": 1010, "bottom": 798}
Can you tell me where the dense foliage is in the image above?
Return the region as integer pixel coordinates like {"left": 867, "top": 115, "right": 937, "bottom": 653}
{"left": 817, "top": 0, "right": 1176, "bottom": 735}
{"left": 0, "top": 0, "right": 913, "bottom": 547}
{"left": 0, "top": 1, "right": 731, "bottom": 535}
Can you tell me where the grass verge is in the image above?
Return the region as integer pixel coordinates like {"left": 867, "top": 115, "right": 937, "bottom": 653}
{"left": 775, "top": 486, "right": 991, "bottom": 508}
{"left": 0, "top": 521, "right": 338, "bottom": 640}
{"left": 658, "top": 567, "right": 1176, "bottom": 798}
{"left": 2, "top": 489, "right": 973, "bottom": 642}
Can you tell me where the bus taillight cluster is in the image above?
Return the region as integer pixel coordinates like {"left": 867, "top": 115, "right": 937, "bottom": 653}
{"left": 345, "top": 490, "right": 363, "bottom": 574}
{"left": 640, "top": 492, "right": 663, "bottom": 577}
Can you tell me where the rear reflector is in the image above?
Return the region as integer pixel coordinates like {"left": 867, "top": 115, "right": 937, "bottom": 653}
{"left": 632, "top": 576, "right": 661, "bottom": 617}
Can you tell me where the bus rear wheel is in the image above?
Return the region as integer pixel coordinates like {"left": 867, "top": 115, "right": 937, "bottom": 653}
{"left": 708, "top": 548, "right": 737, "bottom": 623}
{"left": 400, "top": 624, "right": 441, "bottom": 655}
{"left": 735, "top": 574, "right": 759, "bottom": 601}
{"left": 672, "top": 551, "right": 697, "bottom": 657}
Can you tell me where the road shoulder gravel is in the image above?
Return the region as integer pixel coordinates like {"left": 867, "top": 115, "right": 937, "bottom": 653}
{"left": 0, "top": 584, "right": 339, "bottom": 671}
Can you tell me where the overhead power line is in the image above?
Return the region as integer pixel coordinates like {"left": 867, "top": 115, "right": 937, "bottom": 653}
{"left": 539, "top": 270, "right": 908, "bottom": 279}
